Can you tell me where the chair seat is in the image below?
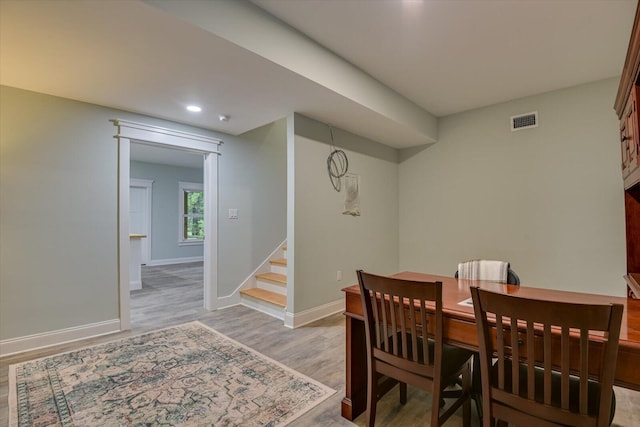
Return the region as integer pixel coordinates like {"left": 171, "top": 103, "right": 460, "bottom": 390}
{"left": 381, "top": 332, "right": 474, "bottom": 381}
{"left": 492, "top": 360, "right": 616, "bottom": 424}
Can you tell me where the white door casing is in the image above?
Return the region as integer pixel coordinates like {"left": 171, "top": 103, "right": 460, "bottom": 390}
{"left": 129, "top": 179, "right": 153, "bottom": 264}
{"left": 113, "top": 119, "right": 221, "bottom": 331}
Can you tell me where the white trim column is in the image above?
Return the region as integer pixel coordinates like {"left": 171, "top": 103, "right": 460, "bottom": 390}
{"left": 113, "top": 119, "right": 222, "bottom": 331}
{"left": 118, "top": 137, "right": 131, "bottom": 330}
{"left": 203, "top": 152, "right": 219, "bottom": 310}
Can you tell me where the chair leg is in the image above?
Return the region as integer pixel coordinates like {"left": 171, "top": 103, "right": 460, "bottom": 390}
{"left": 474, "top": 396, "right": 483, "bottom": 422}
{"left": 474, "top": 397, "right": 483, "bottom": 423}
{"left": 366, "top": 369, "right": 378, "bottom": 427}
{"left": 462, "top": 362, "right": 472, "bottom": 427}
{"left": 482, "top": 388, "right": 492, "bottom": 427}
{"left": 430, "top": 383, "right": 442, "bottom": 426}
{"left": 399, "top": 382, "right": 407, "bottom": 405}
{"left": 471, "top": 354, "right": 483, "bottom": 421}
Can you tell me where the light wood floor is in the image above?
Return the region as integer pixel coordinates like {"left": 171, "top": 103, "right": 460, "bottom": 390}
{"left": 1, "top": 263, "right": 638, "bottom": 426}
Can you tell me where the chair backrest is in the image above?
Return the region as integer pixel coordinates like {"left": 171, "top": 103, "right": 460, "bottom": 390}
{"left": 455, "top": 260, "right": 520, "bottom": 285}
{"left": 357, "top": 270, "right": 443, "bottom": 380}
{"left": 470, "top": 286, "right": 623, "bottom": 426}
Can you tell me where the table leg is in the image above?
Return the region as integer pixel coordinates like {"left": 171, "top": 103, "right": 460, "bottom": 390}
{"left": 342, "top": 315, "right": 367, "bottom": 420}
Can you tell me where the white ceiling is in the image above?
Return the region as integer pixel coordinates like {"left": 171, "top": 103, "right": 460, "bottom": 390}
{"left": 253, "top": 0, "right": 636, "bottom": 117}
{"left": 1, "top": 0, "right": 636, "bottom": 157}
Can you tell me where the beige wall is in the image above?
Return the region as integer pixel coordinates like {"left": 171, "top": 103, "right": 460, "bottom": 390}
{"left": 398, "top": 78, "right": 626, "bottom": 296}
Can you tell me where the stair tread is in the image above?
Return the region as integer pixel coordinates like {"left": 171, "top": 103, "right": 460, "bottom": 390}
{"left": 256, "top": 272, "right": 287, "bottom": 285}
{"left": 240, "top": 288, "right": 286, "bottom": 307}
{"left": 269, "top": 258, "right": 287, "bottom": 266}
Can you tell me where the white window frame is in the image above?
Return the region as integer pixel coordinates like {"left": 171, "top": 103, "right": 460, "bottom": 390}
{"left": 179, "top": 181, "right": 204, "bottom": 245}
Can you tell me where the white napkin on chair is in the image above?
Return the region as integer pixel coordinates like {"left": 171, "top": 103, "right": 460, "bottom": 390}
{"left": 458, "top": 260, "right": 508, "bottom": 283}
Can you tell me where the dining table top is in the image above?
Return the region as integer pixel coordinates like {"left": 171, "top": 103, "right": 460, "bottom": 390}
{"left": 342, "top": 271, "right": 640, "bottom": 346}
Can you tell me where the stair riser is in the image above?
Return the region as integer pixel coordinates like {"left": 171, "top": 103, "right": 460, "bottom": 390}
{"left": 257, "top": 280, "right": 287, "bottom": 296}
{"left": 240, "top": 296, "right": 285, "bottom": 321}
{"left": 270, "top": 264, "right": 287, "bottom": 275}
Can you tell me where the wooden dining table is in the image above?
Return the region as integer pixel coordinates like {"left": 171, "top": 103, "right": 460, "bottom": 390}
{"left": 341, "top": 271, "right": 640, "bottom": 421}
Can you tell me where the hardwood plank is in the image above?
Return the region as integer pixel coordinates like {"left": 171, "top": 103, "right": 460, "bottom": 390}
{"left": 256, "top": 272, "right": 287, "bottom": 285}
{"left": 240, "top": 288, "right": 286, "bottom": 307}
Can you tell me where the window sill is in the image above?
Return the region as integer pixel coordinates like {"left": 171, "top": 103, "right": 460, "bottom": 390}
{"left": 178, "top": 240, "right": 204, "bottom": 247}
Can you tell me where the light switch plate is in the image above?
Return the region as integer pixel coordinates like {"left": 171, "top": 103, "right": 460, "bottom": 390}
{"left": 228, "top": 208, "right": 238, "bottom": 219}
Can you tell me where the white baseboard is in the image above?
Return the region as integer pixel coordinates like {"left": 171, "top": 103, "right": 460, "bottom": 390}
{"left": 215, "top": 293, "right": 242, "bottom": 310}
{"left": 0, "top": 319, "right": 121, "bottom": 357}
{"left": 130, "top": 280, "right": 142, "bottom": 291}
{"left": 284, "top": 299, "right": 343, "bottom": 329}
{"left": 146, "top": 256, "right": 204, "bottom": 266}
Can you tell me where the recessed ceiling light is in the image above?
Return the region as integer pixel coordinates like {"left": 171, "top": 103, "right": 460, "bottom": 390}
{"left": 186, "top": 105, "right": 202, "bottom": 113}
{"left": 219, "top": 115, "right": 230, "bottom": 122}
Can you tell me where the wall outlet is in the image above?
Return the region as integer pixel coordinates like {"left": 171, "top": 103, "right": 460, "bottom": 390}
{"left": 337, "top": 270, "right": 343, "bottom": 281}
{"left": 228, "top": 208, "right": 238, "bottom": 219}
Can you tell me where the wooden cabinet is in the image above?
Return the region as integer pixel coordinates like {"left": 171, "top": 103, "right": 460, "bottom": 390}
{"left": 616, "top": 3, "right": 640, "bottom": 298}
{"left": 621, "top": 85, "right": 640, "bottom": 186}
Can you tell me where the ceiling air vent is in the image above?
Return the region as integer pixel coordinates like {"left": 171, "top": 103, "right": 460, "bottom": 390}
{"left": 510, "top": 111, "right": 538, "bottom": 131}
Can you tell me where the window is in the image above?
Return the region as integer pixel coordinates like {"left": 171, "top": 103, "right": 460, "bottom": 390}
{"left": 179, "top": 182, "right": 204, "bottom": 244}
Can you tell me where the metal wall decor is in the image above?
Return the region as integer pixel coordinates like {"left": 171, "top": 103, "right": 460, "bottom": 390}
{"left": 326, "top": 124, "right": 348, "bottom": 192}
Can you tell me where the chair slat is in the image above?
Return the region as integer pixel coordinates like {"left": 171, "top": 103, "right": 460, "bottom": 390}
{"left": 580, "top": 328, "right": 589, "bottom": 415}
{"left": 561, "top": 327, "right": 570, "bottom": 410}
{"left": 420, "top": 302, "right": 429, "bottom": 365}
{"left": 496, "top": 313, "right": 505, "bottom": 390}
{"left": 543, "top": 324, "right": 552, "bottom": 405}
{"left": 526, "top": 321, "right": 535, "bottom": 400}
{"left": 372, "top": 291, "right": 381, "bottom": 349}
{"left": 389, "top": 293, "right": 398, "bottom": 356}
{"left": 511, "top": 317, "right": 519, "bottom": 394}
{"left": 381, "top": 292, "right": 389, "bottom": 352}
{"left": 409, "top": 301, "right": 418, "bottom": 362}
{"left": 399, "top": 297, "right": 408, "bottom": 360}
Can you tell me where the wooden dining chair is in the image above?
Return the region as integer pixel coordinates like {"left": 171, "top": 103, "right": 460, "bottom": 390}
{"left": 357, "top": 270, "right": 473, "bottom": 426}
{"left": 470, "top": 286, "right": 623, "bottom": 427}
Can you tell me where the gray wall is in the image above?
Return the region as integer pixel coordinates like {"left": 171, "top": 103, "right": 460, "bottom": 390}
{"left": 1, "top": 86, "right": 118, "bottom": 339}
{"left": 0, "top": 85, "right": 287, "bottom": 341}
{"left": 0, "top": 76, "right": 627, "bottom": 342}
{"left": 130, "top": 161, "right": 204, "bottom": 262}
{"left": 218, "top": 119, "right": 287, "bottom": 297}
{"left": 398, "top": 78, "right": 626, "bottom": 296}
{"left": 291, "top": 115, "right": 399, "bottom": 312}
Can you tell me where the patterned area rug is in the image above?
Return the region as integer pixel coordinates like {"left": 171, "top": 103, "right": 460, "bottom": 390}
{"left": 9, "top": 322, "right": 335, "bottom": 426}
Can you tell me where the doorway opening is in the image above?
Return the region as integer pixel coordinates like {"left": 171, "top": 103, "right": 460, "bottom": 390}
{"left": 114, "top": 119, "right": 221, "bottom": 331}
{"left": 129, "top": 142, "right": 206, "bottom": 328}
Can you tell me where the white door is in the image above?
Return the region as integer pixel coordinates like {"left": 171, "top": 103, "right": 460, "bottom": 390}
{"left": 129, "top": 180, "right": 153, "bottom": 264}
